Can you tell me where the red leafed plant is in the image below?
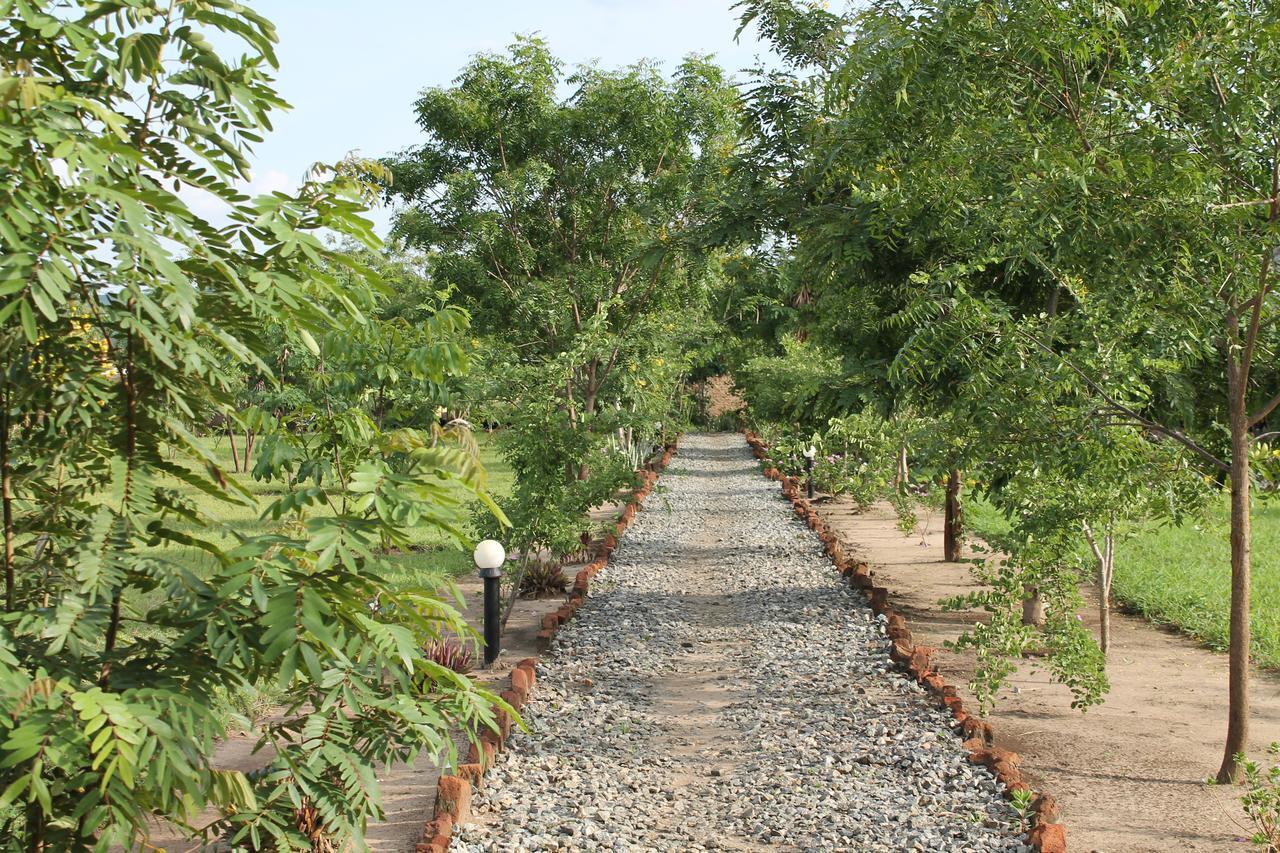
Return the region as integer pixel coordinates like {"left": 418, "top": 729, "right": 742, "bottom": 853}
{"left": 424, "top": 638, "right": 475, "bottom": 675}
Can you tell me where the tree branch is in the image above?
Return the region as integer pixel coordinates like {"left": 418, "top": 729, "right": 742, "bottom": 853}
{"left": 1014, "top": 329, "right": 1229, "bottom": 472}
{"left": 1250, "top": 388, "right": 1280, "bottom": 428}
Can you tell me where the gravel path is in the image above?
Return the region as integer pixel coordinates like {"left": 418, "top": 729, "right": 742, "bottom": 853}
{"left": 454, "top": 433, "right": 1028, "bottom": 853}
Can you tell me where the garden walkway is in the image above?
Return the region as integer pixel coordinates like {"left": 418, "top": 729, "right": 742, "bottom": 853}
{"left": 450, "top": 434, "right": 1026, "bottom": 852}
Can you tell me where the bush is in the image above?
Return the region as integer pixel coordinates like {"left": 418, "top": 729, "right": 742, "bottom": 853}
{"left": 0, "top": 4, "right": 507, "bottom": 848}
{"left": 518, "top": 561, "right": 569, "bottom": 598}
{"left": 1238, "top": 744, "right": 1280, "bottom": 851}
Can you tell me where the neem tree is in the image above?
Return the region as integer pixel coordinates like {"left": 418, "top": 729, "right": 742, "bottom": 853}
{"left": 878, "top": 0, "right": 1280, "bottom": 784}
{"left": 0, "top": 2, "right": 504, "bottom": 848}
{"left": 736, "top": 0, "right": 1280, "bottom": 782}
{"left": 386, "top": 38, "right": 737, "bottom": 564}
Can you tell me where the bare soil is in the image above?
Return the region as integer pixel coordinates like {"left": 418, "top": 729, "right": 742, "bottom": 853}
{"left": 634, "top": 518, "right": 758, "bottom": 851}
{"left": 703, "top": 374, "right": 745, "bottom": 417}
{"left": 819, "top": 496, "right": 1280, "bottom": 852}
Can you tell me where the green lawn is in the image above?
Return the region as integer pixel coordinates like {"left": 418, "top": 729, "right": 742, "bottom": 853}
{"left": 145, "top": 432, "right": 513, "bottom": 594}
{"left": 965, "top": 495, "right": 1280, "bottom": 669}
{"left": 1111, "top": 499, "right": 1280, "bottom": 669}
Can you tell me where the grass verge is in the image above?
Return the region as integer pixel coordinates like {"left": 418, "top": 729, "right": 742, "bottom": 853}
{"left": 965, "top": 494, "right": 1280, "bottom": 669}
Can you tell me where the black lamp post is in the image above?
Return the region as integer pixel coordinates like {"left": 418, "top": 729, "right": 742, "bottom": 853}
{"left": 803, "top": 445, "right": 816, "bottom": 500}
{"left": 474, "top": 539, "right": 506, "bottom": 666}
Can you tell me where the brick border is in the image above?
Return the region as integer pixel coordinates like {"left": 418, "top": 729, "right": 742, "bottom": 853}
{"left": 415, "top": 440, "right": 680, "bottom": 853}
{"left": 742, "top": 430, "right": 1066, "bottom": 853}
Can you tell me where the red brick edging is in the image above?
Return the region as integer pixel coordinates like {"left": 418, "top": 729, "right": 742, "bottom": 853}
{"left": 741, "top": 430, "right": 1066, "bottom": 853}
{"left": 415, "top": 440, "right": 680, "bottom": 853}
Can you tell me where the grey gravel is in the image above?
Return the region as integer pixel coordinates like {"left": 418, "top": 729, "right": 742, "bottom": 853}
{"left": 452, "top": 433, "right": 1029, "bottom": 853}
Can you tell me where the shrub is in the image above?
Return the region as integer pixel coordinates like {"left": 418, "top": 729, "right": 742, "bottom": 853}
{"left": 0, "top": 3, "right": 509, "bottom": 848}
{"left": 423, "top": 639, "right": 476, "bottom": 676}
{"left": 1240, "top": 744, "right": 1280, "bottom": 851}
{"left": 519, "top": 561, "right": 569, "bottom": 599}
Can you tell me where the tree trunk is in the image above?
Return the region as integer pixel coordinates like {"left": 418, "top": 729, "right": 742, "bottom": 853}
{"left": 1021, "top": 586, "right": 1045, "bottom": 627}
{"left": 1, "top": 389, "right": 13, "bottom": 612}
{"left": 576, "top": 382, "right": 598, "bottom": 481}
{"left": 501, "top": 552, "right": 532, "bottom": 629}
{"left": 227, "top": 426, "right": 240, "bottom": 474}
{"left": 944, "top": 468, "right": 963, "bottom": 562}
{"left": 1217, "top": 368, "right": 1253, "bottom": 783}
{"left": 564, "top": 378, "right": 581, "bottom": 485}
{"left": 1100, "top": 533, "right": 1113, "bottom": 655}
{"left": 895, "top": 444, "right": 909, "bottom": 489}
{"left": 1083, "top": 520, "right": 1114, "bottom": 656}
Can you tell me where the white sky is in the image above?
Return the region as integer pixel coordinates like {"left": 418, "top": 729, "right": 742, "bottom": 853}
{"left": 236, "top": 1, "right": 773, "bottom": 236}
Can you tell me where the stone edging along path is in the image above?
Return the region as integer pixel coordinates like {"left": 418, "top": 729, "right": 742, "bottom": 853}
{"left": 414, "top": 442, "right": 680, "bottom": 853}
{"left": 741, "top": 430, "right": 1067, "bottom": 853}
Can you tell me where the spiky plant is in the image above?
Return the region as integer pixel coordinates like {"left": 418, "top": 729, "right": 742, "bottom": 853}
{"left": 423, "top": 639, "right": 476, "bottom": 675}
{"left": 518, "top": 560, "right": 568, "bottom": 598}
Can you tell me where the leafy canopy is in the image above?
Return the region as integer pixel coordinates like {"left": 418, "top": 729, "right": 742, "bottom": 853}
{"left": 0, "top": 1, "right": 505, "bottom": 849}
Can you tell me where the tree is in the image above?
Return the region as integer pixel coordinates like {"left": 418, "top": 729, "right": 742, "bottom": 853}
{"left": 733, "top": 0, "right": 1280, "bottom": 780}
{"left": 871, "top": 0, "right": 1280, "bottom": 782}
{"left": 387, "top": 38, "right": 736, "bottom": 572}
{"left": 0, "top": 2, "right": 505, "bottom": 848}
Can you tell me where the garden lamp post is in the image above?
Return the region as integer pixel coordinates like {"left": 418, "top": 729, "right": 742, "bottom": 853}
{"left": 474, "top": 539, "right": 506, "bottom": 666}
{"left": 803, "top": 445, "right": 817, "bottom": 500}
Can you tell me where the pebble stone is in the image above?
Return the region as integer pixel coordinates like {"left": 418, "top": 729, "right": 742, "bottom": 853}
{"left": 452, "top": 433, "right": 1030, "bottom": 853}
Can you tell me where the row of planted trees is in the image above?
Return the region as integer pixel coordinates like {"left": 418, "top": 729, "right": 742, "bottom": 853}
{"left": 0, "top": 3, "right": 726, "bottom": 850}
{"left": 720, "top": 0, "right": 1280, "bottom": 784}
{"left": 13, "top": 0, "right": 1278, "bottom": 846}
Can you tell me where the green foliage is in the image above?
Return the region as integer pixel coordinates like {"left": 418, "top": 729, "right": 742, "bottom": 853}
{"left": 1008, "top": 786, "right": 1034, "bottom": 833}
{"left": 729, "top": 0, "right": 1280, "bottom": 753}
{"left": 752, "top": 409, "right": 907, "bottom": 509}
{"left": 1237, "top": 743, "right": 1280, "bottom": 850}
{"left": 946, "top": 532, "right": 1107, "bottom": 713}
{"left": 389, "top": 38, "right": 736, "bottom": 571}
{"left": 0, "top": 2, "right": 506, "bottom": 849}
{"left": 735, "top": 337, "right": 865, "bottom": 431}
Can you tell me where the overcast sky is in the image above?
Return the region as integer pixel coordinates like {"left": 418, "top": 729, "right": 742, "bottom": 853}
{"left": 236, "top": 1, "right": 773, "bottom": 236}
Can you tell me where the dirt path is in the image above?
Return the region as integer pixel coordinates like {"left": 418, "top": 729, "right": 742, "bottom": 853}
{"left": 640, "top": 525, "right": 757, "bottom": 851}
{"left": 819, "top": 497, "right": 1280, "bottom": 852}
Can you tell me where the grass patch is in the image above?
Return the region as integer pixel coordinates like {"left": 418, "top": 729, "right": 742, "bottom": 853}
{"left": 964, "top": 493, "right": 1280, "bottom": 669}
{"left": 1111, "top": 499, "right": 1280, "bottom": 669}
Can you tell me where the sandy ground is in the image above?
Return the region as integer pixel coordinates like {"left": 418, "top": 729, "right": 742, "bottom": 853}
{"left": 819, "top": 496, "right": 1280, "bottom": 852}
